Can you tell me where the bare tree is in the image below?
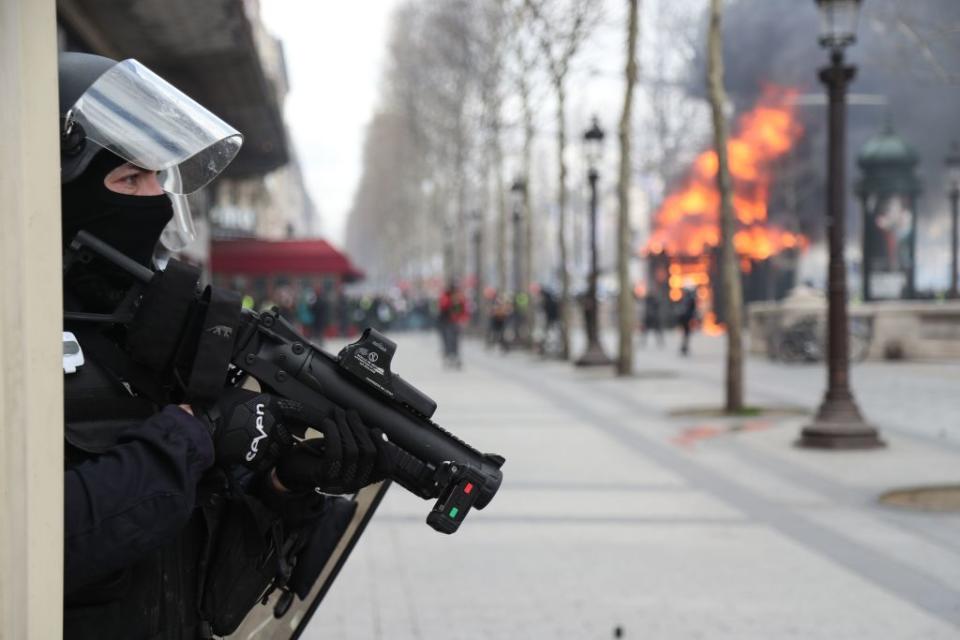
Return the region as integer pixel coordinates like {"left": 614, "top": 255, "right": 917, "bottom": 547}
{"left": 639, "top": 0, "right": 705, "bottom": 202}
{"left": 524, "top": 0, "right": 603, "bottom": 360}
{"left": 707, "top": 0, "right": 744, "bottom": 412}
{"left": 869, "top": 0, "right": 960, "bottom": 85}
{"left": 516, "top": 46, "right": 537, "bottom": 315}
{"left": 616, "top": 0, "right": 641, "bottom": 376}
{"left": 477, "top": 1, "right": 511, "bottom": 296}
{"left": 344, "top": 0, "right": 486, "bottom": 289}
{"left": 504, "top": 0, "right": 542, "bottom": 344}
{"left": 344, "top": 110, "right": 424, "bottom": 286}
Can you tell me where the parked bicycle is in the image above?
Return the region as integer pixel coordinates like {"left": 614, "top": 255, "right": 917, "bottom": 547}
{"left": 770, "top": 315, "right": 872, "bottom": 364}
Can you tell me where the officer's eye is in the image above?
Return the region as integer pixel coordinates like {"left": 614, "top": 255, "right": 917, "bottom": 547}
{"left": 104, "top": 163, "right": 160, "bottom": 196}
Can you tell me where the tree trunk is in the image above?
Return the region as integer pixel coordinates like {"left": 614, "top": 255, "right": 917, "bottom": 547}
{"left": 494, "top": 132, "right": 508, "bottom": 295}
{"left": 452, "top": 109, "right": 468, "bottom": 282}
{"left": 707, "top": 0, "right": 744, "bottom": 412}
{"left": 556, "top": 79, "right": 571, "bottom": 360}
{"left": 522, "top": 81, "right": 535, "bottom": 346}
{"left": 456, "top": 172, "right": 468, "bottom": 281}
{"left": 440, "top": 182, "right": 455, "bottom": 285}
{"left": 616, "top": 0, "right": 640, "bottom": 376}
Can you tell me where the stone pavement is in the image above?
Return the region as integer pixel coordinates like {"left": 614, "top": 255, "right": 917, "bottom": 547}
{"left": 302, "top": 331, "right": 960, "bottom": 639}
{"left": 626, "top": 330, "right": 960, "bottom": 447}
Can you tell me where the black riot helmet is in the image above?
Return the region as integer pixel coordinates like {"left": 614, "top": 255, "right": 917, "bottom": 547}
{"left": 58, "top": 52, "right": 243, "bottom": 257}
{"left": 58, "top": 52, "right": 117, "bottom": 183}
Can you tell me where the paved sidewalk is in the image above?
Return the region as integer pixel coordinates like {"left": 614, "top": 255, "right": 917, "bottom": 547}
{"left": 303, "top": 332, "right": 960, "bottom": 639}
{"left": 625, "top": 330, "right": 960, "bottom": 446}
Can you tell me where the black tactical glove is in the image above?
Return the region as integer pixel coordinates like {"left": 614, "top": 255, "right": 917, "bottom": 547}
{"left": 275, "top": 408, "right": 394, "bottom": 494}
{"left": 199, "top": 389, "right": 296, "bottom": 472}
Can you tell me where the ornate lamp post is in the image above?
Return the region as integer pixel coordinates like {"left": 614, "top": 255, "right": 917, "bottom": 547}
{"left": 798, "top": 0, "right": 883, "bottom": 448}
{"left": 575, "top": 116, "right": 613, "bottom": 367}
{"left": 510, "top": 177, "right": 527, "bottom": 345}
{"left": 945, "top": 142, "right": 960, "bottom": 298}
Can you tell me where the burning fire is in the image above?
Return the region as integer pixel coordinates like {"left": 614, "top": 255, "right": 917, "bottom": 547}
{"left": 647, "top": 85, "right": 807, "bottom": 334}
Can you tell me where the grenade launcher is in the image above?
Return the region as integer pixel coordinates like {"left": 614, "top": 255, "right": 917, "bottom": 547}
{"left": 64, "top": 230, "right": 504, "bottom": 534}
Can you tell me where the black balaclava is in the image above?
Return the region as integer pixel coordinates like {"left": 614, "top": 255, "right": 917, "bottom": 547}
{"left": 62, "top": 151, "right": 174, "bottom": 313}
{"left": 61, "top": 150, "right": 174, "bottom": 267}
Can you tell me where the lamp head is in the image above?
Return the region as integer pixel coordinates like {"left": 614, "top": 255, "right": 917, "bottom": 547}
{"left": 583, "top": 116, "right": 605, "bottom": 169}
{"left": 814, "top": 0, "right": 863, "bottom": 53}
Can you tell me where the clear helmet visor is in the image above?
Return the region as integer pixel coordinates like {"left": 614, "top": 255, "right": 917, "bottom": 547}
{"left": 66, "top": 59, "right": 243, "bottom": 250}
{"left": 68, "top": 59, "right": 243, "bottom": 195}
{"left": 160, "top": 191, "right": 196, "bottom": 252}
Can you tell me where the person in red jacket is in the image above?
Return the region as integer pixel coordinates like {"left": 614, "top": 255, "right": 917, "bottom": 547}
{"left": 437, "top": 281, "right": 469, "bottom": 368}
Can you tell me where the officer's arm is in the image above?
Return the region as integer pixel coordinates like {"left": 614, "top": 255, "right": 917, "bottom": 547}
{"left": 64, "top": 405, "right": 214, "bottom": 594}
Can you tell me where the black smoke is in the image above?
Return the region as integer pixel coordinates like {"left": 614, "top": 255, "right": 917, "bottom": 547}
{"left": 687, "top": 0, "right": 960, "bottom": 289}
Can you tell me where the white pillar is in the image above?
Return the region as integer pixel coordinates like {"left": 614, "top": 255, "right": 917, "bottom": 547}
{"left": 0, "top": 0, "right": 64, "bottom": 637}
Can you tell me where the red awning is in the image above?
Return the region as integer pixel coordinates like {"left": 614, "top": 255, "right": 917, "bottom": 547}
{"left": 210, "top": 238, "right": 364, "bottom": 281}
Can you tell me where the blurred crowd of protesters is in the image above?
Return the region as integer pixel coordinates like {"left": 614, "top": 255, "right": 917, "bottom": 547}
{"left": 228, "top": 279, "right": 439, "bottom": 344}
{"left": 429, "top": 281, "right": 702, "bottom": 364}
{"left": 226, "top": 277, "right": 702, "bottom": 361}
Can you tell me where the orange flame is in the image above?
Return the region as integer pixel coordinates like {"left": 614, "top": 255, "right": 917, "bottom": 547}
{"left": 647, "top": 85, "right": 807, "bottom": 332}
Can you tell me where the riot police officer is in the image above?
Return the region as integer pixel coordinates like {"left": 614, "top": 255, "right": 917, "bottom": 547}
{"left": 60, "top": 52, "right": 391, "bottom": 639}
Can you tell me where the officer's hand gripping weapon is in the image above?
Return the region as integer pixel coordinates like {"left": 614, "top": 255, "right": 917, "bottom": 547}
{"left": 233, "top": 311, "right": 503, "bottom": 533}
{"left": 64, "top": 230, "right": 504, "bottom": 534}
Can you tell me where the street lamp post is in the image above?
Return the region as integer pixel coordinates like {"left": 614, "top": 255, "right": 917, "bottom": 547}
{"left": 798, "top": 0, "right": 883, "bottom": 449}
{"left": 510, "top": 177, "right": 527, "bottom": 345}
{"left": 945, "top": 142, "right": 960, "bottom": 298}
{"left": 575, "top": 117, "right": 613, "bottom": 367}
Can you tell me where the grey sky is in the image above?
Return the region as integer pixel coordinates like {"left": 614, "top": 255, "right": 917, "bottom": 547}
{"left": 260, "top": 1, "right": 402, "bottom": 244}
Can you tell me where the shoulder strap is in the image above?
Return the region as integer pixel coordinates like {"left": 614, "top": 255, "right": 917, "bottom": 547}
{"left": 184, "top": 286, "right": 242, "bottom": 405}
{"left": 72, "top": 326, "right": 172, "bottom": 405}
{"left": 126, "top": 260, "right": 200, "bottom": 372}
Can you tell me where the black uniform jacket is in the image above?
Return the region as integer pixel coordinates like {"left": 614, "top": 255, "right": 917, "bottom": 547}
{"left": 64, "top": 347, "right": 214, "bottom": 639}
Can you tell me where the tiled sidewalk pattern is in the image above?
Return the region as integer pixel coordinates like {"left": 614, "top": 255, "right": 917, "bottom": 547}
{"left": 303, "top": 333, "right": 960, "bottom": 639}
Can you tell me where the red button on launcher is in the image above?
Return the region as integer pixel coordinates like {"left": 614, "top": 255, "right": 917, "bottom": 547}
{"left": 464, "top": 482, "right": 474, "bottom": 495}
